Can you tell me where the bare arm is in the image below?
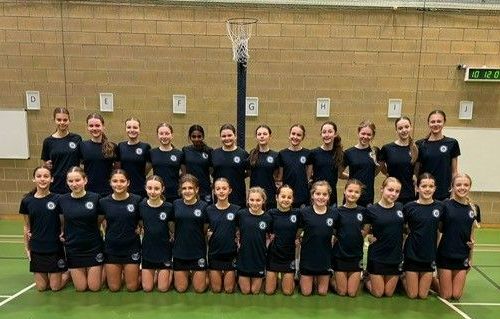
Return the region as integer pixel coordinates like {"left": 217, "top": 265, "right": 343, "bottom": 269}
{"left": 451, "top": 157, "right": 458, "bottom": 177}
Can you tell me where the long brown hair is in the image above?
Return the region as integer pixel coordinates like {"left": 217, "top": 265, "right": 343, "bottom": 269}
{"left": 249, "top": 124, "right": 272, "bottom": 167}
{"left": 86, "top": 113, "right": 116, "bottom": 159}
{"left": 321, "top": 121, "right": 343, "bottom": 168}
{"left": 425, "top": 109, "right": 447, "bottom": 140}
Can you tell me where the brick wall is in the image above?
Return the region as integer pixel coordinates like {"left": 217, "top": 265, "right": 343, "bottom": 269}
{"left": 0, "top": 1, "right": 499, "bottom": 223}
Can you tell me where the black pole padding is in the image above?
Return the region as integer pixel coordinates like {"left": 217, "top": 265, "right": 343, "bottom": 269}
{"left": 236, "top": 61, "right": 247, "bottom": 149}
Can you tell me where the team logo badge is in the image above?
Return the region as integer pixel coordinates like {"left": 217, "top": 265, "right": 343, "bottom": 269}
{"left": 164, "top": 261, "right": 171, "bottom": 267}
{"left": 233, "top": 156, "right": 241, "bottom": 163}
{"left": 95, "top": 253, "right": 104, "bottom": 263}
{"left": 397, "top": 210, "right": 404, "bottom": 218}
{"left": 227, "top": 213, "right": 235, "bottom": 221}
{"left": 468, "top": 210, "right": 475, "bottom": 219}
{"left": 290, "top": 215, "right": 297, "bottom": 223}
{"left": 198, "top": 258, "right": 206, "bottom": 268}
{"left": 170, "top": 155, "right": 177, "bottom": 162}
{"left": 127, "top": 204, "right": 135, "bottom": 212}
{"left": 159, "top": 212, "right": 167, "bottom": 220}
{"left": 326, "top": 218, "right": 333, "bottom": 226}
{"left": 300, "top": 156, "right": 306, "bottom": 164}
{"left": 202, "top": 152, "right": 209, "bottom": 159}
{"left": 258, "top": 270, "right": 264, "bottom": 275}
{"left": 357, "top": 213, "right": 363, "bottom": 222}
{"left": 85, "top": 202, "right": 94, "bottom": 210}
{"left": 290, "top": 260, "right": 296, "bottom": 270}
{"left": 266, "top": 156, "right": 274, "bottom": 164}
{"left": 57, "top": 259, "right": 66, "bottom": 269}
{"left": 439, "top": 145, "right": 448, "bottom": 153}
{"left": 131, "top": 252, "right": 140, "bottom": 261}
{"left": 463, "top": 258, "right": 469, "bottom": 267}
{"left": 194, "top": 209, "right": 202, "bottom": 217}
{"left": 259, "top": 221, "right": 267, "bottom": 230}
{"left": 68, "top": 142, "right": 77, "bottom": 149}
{"left": 204, "top": 194, "right": 212, "bottom": 202}
{"left": 432, "top": 209, "right": 440, "bottom": 218}
{"left": 431, "top": 261, "right": 436, "bottom": 270}
{"left": 46, "top": 201, "right": 56, "bottom": 210}
{"left": 135, "top": 148, "right": 143, "bottom": 155}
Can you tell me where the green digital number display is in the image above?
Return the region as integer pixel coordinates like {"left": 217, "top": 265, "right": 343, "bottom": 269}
{"left": 465, "top": 67, "right": 500, "bottom": 82}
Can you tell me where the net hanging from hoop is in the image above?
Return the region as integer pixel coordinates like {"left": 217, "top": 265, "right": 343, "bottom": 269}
{"left": 226, "top": 18, "right": 257, "bottom": 65}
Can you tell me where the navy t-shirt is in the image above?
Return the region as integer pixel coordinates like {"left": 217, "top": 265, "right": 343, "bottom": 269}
{"left": 416, "top": 137, "right": 460, "bottom": 200}
{"left": 211, "top": 147, "right": 249, "bottom": 207}
{"left": 267, "top": 208, "right": 299, "bottom": 264}
{"left": 309, "top": 147, "right": 340, "bottom": 206}
{"left": 206, "top": 204, "right": 240, "bottom": 257}
{"left": 41, "top": 133, "right": 82, "bottom": 194}
{"left": 278, "top": 148, "right": 311, "bottom": 207}
{"left": 181, "top": 145, "right": 213, "bottom": 203}
{"left": 116, "top": 141, "right": 151, "bottom": 197}
{"left": 172, "top": 199, "right": 208, "bottom": 260}
{"left": 19, "top": 193, "right": 62, "bottom": 253}
{"left": 138, "top": 199, "right": 173, "bottom": 263}
{"left": 236, "top": 209, "right": 272, "bottom": 275}
{"left": 332, "top": 206, "right": 367, "bottom": 260}
{"left": 343, "top": 146, "right": 377, "bottom": 206}
{"left": 437, "top": 199, "right": 477, "bottom": 260}
{"left": 403, "top": 201, "right": 443, "bottom": 263}
{"left": 150, "top": 147, "right": 183, "bottom": 202}
{"left": 99, "top": 194, "right": 142, "bottom": 256}
{"left": 379, "top": 143, "right": 415, "bottom": 203}
{"left": 79, "top": 140, "right": 115, "bottom": 196}
{"left": 57, "top": 192, "right": 103, "bottom": 256}
{"left": 249, "top": 150, "right": 279, "bottom": 208}
{"left": 365, "top": 203, "right": 404, "bottom": 265}
{"left": 299, "top": 206, "right": 336, "bottom": 272}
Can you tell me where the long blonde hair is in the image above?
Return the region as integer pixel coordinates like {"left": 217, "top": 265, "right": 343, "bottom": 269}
{"left": 450, "top": 173, "right": 477, "bottom": 217}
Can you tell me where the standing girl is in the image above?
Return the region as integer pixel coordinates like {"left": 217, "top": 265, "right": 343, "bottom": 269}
{"left": 437, "top": 173, "right": 478, "bottom": 300}
{"left": 171, "top": 174, "right": 208, "bottom": 293}
{"left": 403, "top": 173, "right": 443, "bottom": 299}
{"left": 181, "top": 124, "right": 213, "bottom": 204}
{"left": 342, "top": 120, "right": 380, "bottom": 207}
{"left": 150, "top": 123, "right": 183, "bottom": 203}
{"left": 236, "top": 187, "right": 272, "bottom": 295}
{"left": 99, "top": 169, "right": 142, "bottom": 292}
{"left": 58, "top": 166, "right": 104, "bottom": 292}
{"left": 331, "top": 179, "right": 368, "bottom": 297}
{"left": 309, "top": 121, "right": 344, "bottom": 207}
{"left": 416, "top": 110, "right": 460, "bottom": 200}
{"left": 249, "top": 125, "right": 280, "bottom": 209}
{"left": 364, "top": 177, "right": 404, "bottom": 298}
{"left": 116, "top": 118, "right": 151, "bottom": 197}
{"left": 379, "top": 116, "right": 418, "bottom": 204}
{"left": 278, "top": 124, "right": 311, "bottom": 208}
{"left": 79, "top": 113, "right": 116, "bottom": 196}
{"left": 265, "top": 185, "right": 299, "bottom": 295}
{"left": 20, "top": 166, "right": 67, "bottom": 291}
{"left": 299, "top": 181, "right": 336, "bottom": 296}
{"left": 41, "top": 107, "right": 82, "bottom": 194}
{"left": 139, "top": 175, "right": 174, "bottom": 292}
{"left": 206, "top": 178, "right": 240, "bottom": 293}
{"left": 211, "top": 124, "right": 249, "bottom": 207}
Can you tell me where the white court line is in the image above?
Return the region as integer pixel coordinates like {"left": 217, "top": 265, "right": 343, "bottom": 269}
{"left": 0, "top": 295, "right": 12, "bottom": 298}
{"left": 451, "top": 303, "right": 500, "bottom": 306}
{"left": 0, "top": 283, "right": 35, "bottom": 307}
{"left": 437, "top": 296, "right": 473, "bottom": 319}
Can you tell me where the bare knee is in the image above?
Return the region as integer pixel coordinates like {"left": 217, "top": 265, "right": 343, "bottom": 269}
{"left": 407, "top": 291, "right": 418, "bottom": 299}
{"left": 317, "top": 288, "right": 328, "bottom": 296}
{"left": 336, "top": 288, "right": 347, "bottom": 296}
{"left": 282, "top": 287, "right": 294, "bottom": 296}
{"left": 371, "top": 289, "right": 384, "bottom": 298}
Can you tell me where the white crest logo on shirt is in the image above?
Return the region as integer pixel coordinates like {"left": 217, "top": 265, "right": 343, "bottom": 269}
{"left": 131, "top": 252, "right": 140, "bottom": 261}
{"left": 159, "top": 212, "right": 167, "bottom": 220}
{"left": 68, "top": 142, "right": 77, "bottom": 149}
{"left": 127, "top": 204, "right": 135, "bottom": 213}
{"left": 432, "top": 209, "right": 440, "bottom": 218}
{"left": 194, "top": 209, "right": 202, "bottom": 217}
{"left": 198, "top": 258, "right": 206, "bottom": 268}
{"left": 267, "top": 156, "right": 274, "bottom": 164}
{"left": 259, "top": 221, "right": 267, "bottom": 230}
{"left": 46, "top": 201, "right": 56, "bottom": 210}
{"left": 397, "top": 210, "right": 404, "bottom": 218}
{"left": 326, "top": 218, "right": 333, "bottom": 226}
{"left": 95, "top": 253, "right": 104, "bottom": 263}
{"left": 290, "top": 215, "right": 297, "bottom": 223}
{"left": 468, "top": 210, "right": 475, "bottom": 219}
{"left": 227, "top": 213, "right": 235, "bottom": 221}
{"left": 439, "top": 145, "right": 448, "bottom": 153}
{"left": 57, "top": 259, "right": 66, "bottom": 269}
{"left": 85, "top": 202, "right": 94, "bottom": 210}
{"left": 357, "top": 213, "right": 363, "bottom": 222}
{"left": 135, "top": 148, "right": 143, "bottom": 155}
{"left": 202, "top": 152, "right": 209, "bottom": 159}
{"left": 170, "top": 155, "right": 177, "bottom": 162}
{"left": 299, "top": 156, "right": 306, "bottom": 164}
{"left": 233, "top": 156, "right": 241, "bottom": 163}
